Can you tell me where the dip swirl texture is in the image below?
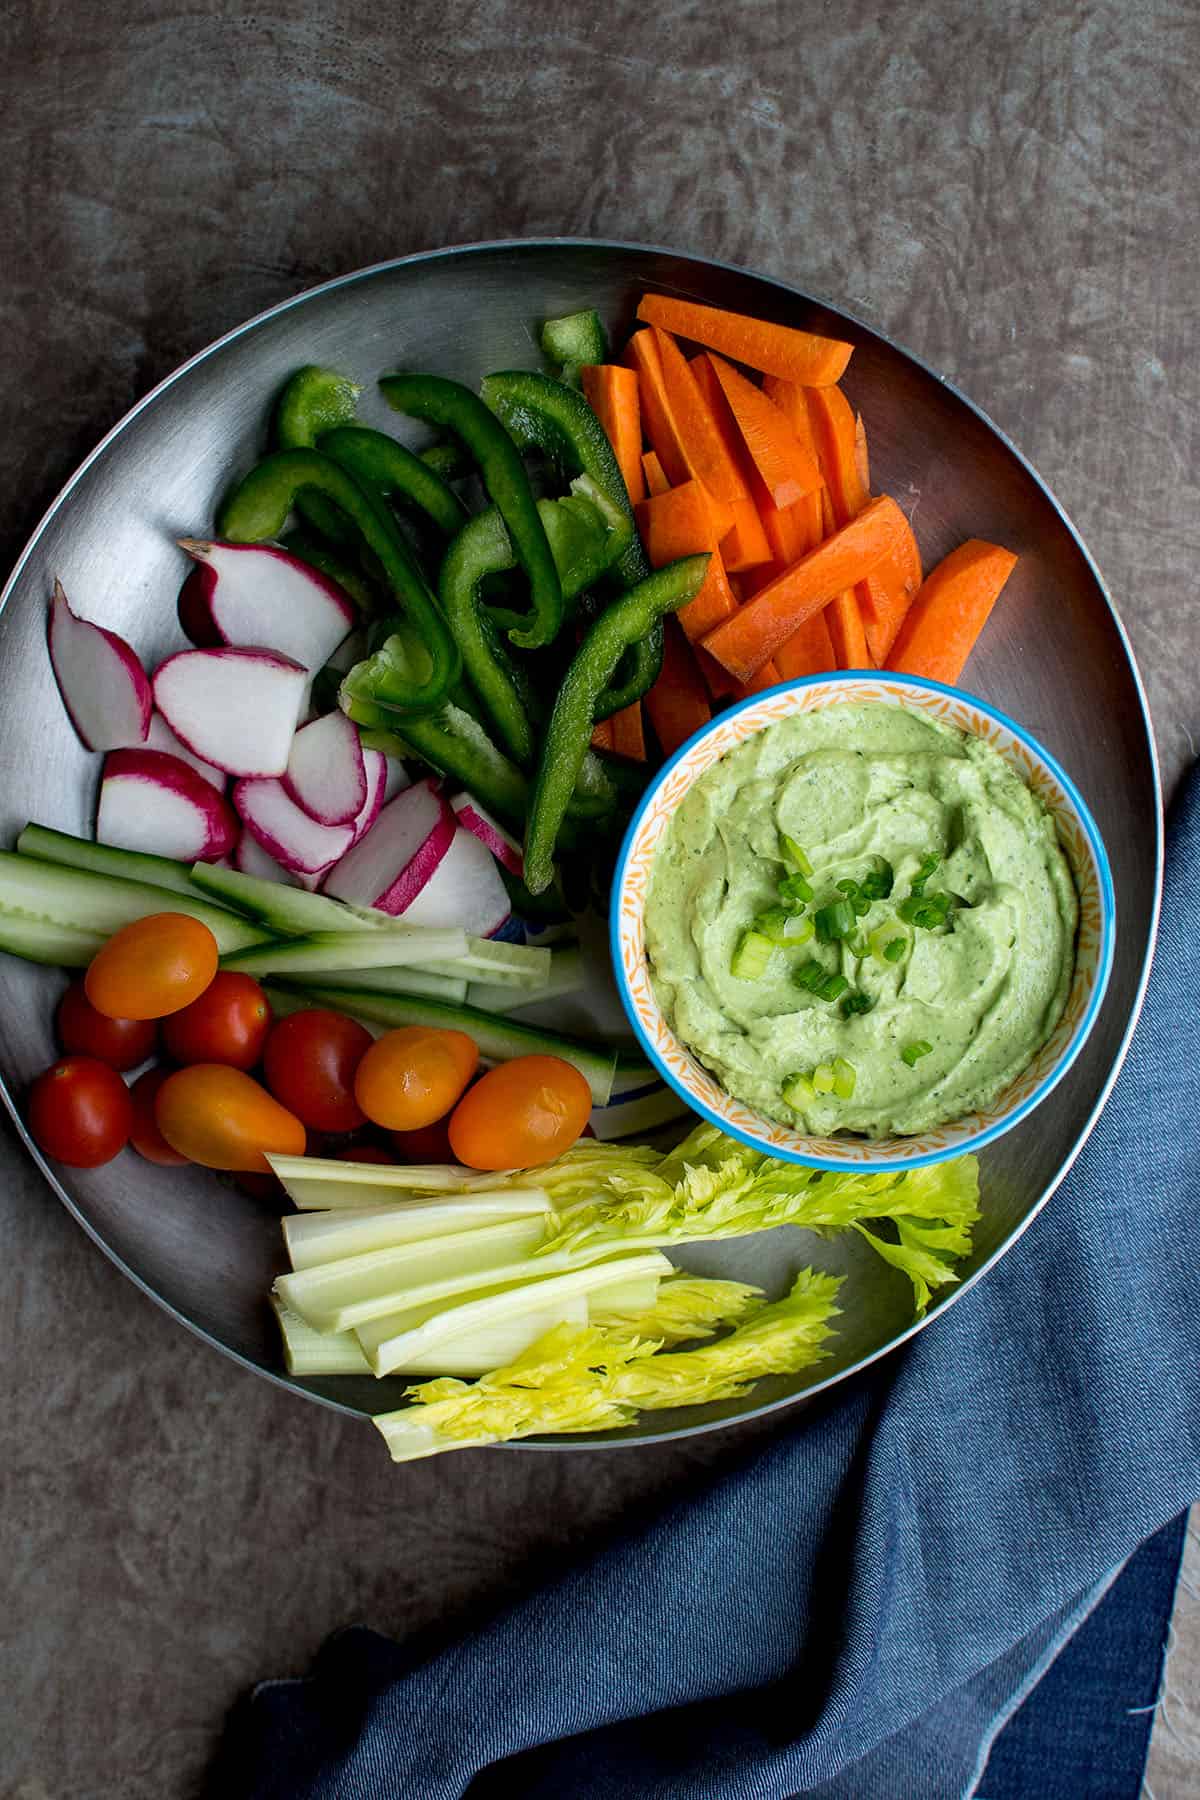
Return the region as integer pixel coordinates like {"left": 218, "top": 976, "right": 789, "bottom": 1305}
{"left": 644, "top": 704, "right": 1079, "bottom": 1138}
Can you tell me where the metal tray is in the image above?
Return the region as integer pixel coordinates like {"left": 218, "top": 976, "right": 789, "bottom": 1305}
{"left": 0, "top": 240, "right": 1161, "bottom": 1445}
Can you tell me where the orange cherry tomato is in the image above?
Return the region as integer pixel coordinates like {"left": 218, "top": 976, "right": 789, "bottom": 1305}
{"left": 85, "top": 913, "right": 219, "bottom": 1021}
{"left": 353, "top": 1027, "right": 479, "bottom": 1131}
{"left": 162, "top": 971, "right": 273, "bottom": 1070}
{"left": 127, "top": 1066, "right": 189, "bottom": 1166}
{"left": 154, "top": 1064, "right": 306, "bottom": 1172}
{"left": 27, "top": 1056, "right": 133, "bottom": 1167}
{"left": 56, "top": 980, "right": 158, "bottom": 1070}
{"left": 448, "top": 1055, "right": 591, "bottom": 1170}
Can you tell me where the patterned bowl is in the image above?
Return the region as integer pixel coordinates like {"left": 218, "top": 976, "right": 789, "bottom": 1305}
{"left": 611, "top": 672, "right": 1116, "bottom": 1171}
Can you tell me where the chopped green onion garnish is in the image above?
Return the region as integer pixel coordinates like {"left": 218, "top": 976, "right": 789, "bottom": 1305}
{"left": 901, "top": 1039, "right": 934, "bottom": 1066}
{"left": 859, "top": 861, "right": 895, "bottom": 901}
{"left": 781, "top": 1071, "right": 816, "bottom": 1108}
{"left": 898, "top": 892, "right": 954, "bottom": 929}
{"left": 909, "top": 853, "right": 941, "bottom": 898}
{"left": 840, "top": 990, "right": 874, "bottom": 1018}
{"left": 780, "top": 835, "right": 813, "bottom": 876}
{"left": 850, "top": 893, "right": 870, "bottom": 918}
{"left": 752, "top": 907, "right": 815, "bottom": 946}
{"left": 832, "top": 1057, "right": 857, "bottom": 1099}
{"left": 868, "top": 919, "right": 912, "bottom": 964}
{"left": 836, "top": 879, "right": 859, "bottom": 897}
{"left": 792, "top": 959, "right": 827, "bottom": 993}
{"left": 778, "top": 871, "right": 814, "bottom": 906}
{"left": 883, "top": 936, "right": 907, "bottom": 963}
{"left": 730, "top": 930, "right": 774, "bottom": 980}
{"left": 814, "top": 898, "right": 856, "bottom": 941}
{"left": 817, "top": 971, "right": 849, "bottom": 1002}
{"left": 812, "top": 1063, "right": 836, "bottom": 1094}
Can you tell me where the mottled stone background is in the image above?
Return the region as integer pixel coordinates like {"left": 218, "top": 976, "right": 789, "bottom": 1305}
{"left": 1, "top": 2, "right": 1197, "bottom": 1795}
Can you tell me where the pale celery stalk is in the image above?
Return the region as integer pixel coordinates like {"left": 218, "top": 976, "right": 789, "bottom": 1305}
{"left": 275, "top": 1215, "right": 552, "bottom": 1333}
{"left": 356, "top": 1251, "right": 672, "bottom": 1376}
{"left": 397, "top": 1298, "right": 589, "bottom": 1376}
{"left": 266, "top": 1153, "right": 516, "bottom": 1208}
{"left": 282, "top": 1192, "right": 551, "bottom": 1271}
{"left": 272, "top": 1299, "right": 371, "bottom": 1376}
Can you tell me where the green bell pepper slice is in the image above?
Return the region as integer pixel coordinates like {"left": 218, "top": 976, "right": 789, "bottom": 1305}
{"left": 479, "top": 369, "right": 650, "bottom": 590}
{"left": 540, "top": 309, "right": 609, "bottom": 388}
{"left": 524, "top": 555, "right": 710, "bottom": 893}
{"left": 217, "top": 448, "right": 460, "bottom": 713}
{"left": 273, "top": 365, "right": 362, "bottom": 545}
{"left": 593, "top": 629, "right": 665, "bottom": 721}
{"left": 419, "top": 439, "right": 473, "bottom": 482}
{"left": 281, "top": 527, "right": 381, "bottom": 613}
{"left": 379, "top": 372, "right": 563, "bottom": 651}
{"left": 318, "top": 425, "right": 468, "bottom": 538}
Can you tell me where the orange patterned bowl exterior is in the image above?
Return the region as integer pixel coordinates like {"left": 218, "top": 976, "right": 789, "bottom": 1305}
{"left": 611, "top": 673, "right": 1116, "bottom": 1171}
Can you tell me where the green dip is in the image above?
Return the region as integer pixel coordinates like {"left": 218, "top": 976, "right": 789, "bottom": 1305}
{"left": 644, "top": 703, "right": 1078, "bottom": 1137}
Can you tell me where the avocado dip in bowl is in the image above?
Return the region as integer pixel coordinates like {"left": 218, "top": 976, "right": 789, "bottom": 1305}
{"left": 612, "top": 673, "right": 1115, "bottom": 1172}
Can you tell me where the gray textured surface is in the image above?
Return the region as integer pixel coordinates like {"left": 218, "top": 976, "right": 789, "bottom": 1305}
{"left": 0, "top": 3, "right": 1196, "bottom": 1796}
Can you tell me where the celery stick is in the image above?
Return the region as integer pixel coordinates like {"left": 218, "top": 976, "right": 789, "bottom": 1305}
{"left": 267, "top": 1153, "right": 526, "bottom": 1208}
{"left": 357, "top": 1252, "right": 672, "bottom": 1376}
{"left": 272, "top": 1299, "right": 371, "bottom": 1376}
{"left": 283, "top": 1192, "right": 551, "bottom": 1270}
{"left": 397, "top": 1298, "right": 588, "bottom": 1376}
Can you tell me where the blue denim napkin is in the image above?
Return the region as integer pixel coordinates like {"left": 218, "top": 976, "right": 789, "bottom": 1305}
{"left": 230, "top": 767, "right": 1198, "bottom": 1800}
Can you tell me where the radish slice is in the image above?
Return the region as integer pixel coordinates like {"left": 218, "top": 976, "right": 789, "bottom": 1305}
{"left": 97, "top": 748, "right": 238, "bottom": 861}
{"left": 178, "top": 541, "right": 354, "bottom": 671}
{"left": 145, "top": 712, "right": 225, "bottom": 791}
{"left": 234, "top": 778, "right": 355, "bottom": 876}
{"left": 48, "top": 580, "right": 152, "bottom": 752}
{"left": 323, "top": 779, "right": 454, "bottom": 914}
{"left": 177, "top": 566, "right": 223, "bottom": 647}
{"left": 383, "top": 757, "right": 411, "bottom": 804}
{"left": 348, "top": 748, "right": 388, "bottom": 846}
{"left": 398, "top": 827, "right": 512, "bottom": 937}
{"left": 450, "top": 791, "right": 523, "bottom": 877}
{"left": 236, "top": 830, "right": 299, "bottom": 888}
{"left": 154, "top": 647, "right": 307, "bottom": 777}
{"left": 283, "top": 713, "right": 367, "bottom": 827}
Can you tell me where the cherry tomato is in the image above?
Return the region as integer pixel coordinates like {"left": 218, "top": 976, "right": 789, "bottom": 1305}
{"left": 448, "top": 1055, "right": 591, "bottom": 1170}
{"left": 154, "top": 1064, "right": 306, "bottom": 1172}
{"left": 85, "top": 913, "right": 219, "bottom": 1021}
{"left": 354, "top": 1027, "right": 478, "bottom": 1132}
{"left": 27, "top": 1056, "right": 133, "bottom": 1167}
{"left": 334, "top": 1142, "right": 398, "bottom": 1165}
{"left": 391, "top": 1114, "right": 455, "bottom": 1164}
{"left": 128, "top": 1066, "right": 189, "bottom": 1166}
{"left": 56, "top": 980, "right": 158, "bottom": 1070}
{"left": 162, "top": 971, "right": 272, "bottom": 1070}
{"left": 262, "top": 1009, "right": 373, "bottom": 1132}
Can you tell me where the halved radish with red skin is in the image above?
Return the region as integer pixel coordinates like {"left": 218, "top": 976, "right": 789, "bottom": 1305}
{"left": 322, "top": 779, "right": 454, "bottom": 914}
{"left": 347, "top": 748, "right": 388, "bottom": 847}
{"left": 398, "top": 826, "right": 512, "bottom": 937}
{"left": 97, "top": 748, "right": 238, "bottom": 861}
{"left": 449, "top": 791, "right": 523, "bottom": 877}
{"left": 153, "top": 647, "right": 307, "bottom": 777}
{"left": 382, "top": 757, "right": 411, "bottom": 804}
{"left": 49, "top": 580, "right": 152, "bottom": 752}
{"left": 234, "top": 778, "right": 355, "bottom": 875}
{"left": 283, "top": 713, "right": 366, "bottom": 827}
{"left": 236, "top": 830, "right": 299, "bottom": 887}
{"left": 145, "top": 712, "right": 225, "bottom": 791}
{"left": 177, "top": 566, "right": 223, "bottom": 647}
{"left": 177, "top": 541, "right": 354, "bottom": 671}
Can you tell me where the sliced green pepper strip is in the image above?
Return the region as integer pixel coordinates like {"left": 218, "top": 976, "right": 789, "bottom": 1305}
{"left": 281, "top": 528, "right": 381, "bottom": 613}
{"left": 541, "top": 309, "right": 608, "bottom": 370}
{"left": 273, "top": 366, "right": 362, "bottom": 544}
{"left": 419, "top": 439, "right": 473, "bottom": 482}
{"left": 524, "top": 555, "right": 710, "bottom": 892}
{"left": 217, "top": 449, "right": 460, "bottom": 712}
{"left": 479, "top": 370, "right": 650, "bottom": 589}
{"left": 379, "top": 373, "right": 563, "bottom": 650}
{"left": 593, "top": 626, "right": 665, "bottom": 721}
{"left": 318, "top": 425, "right": 468, "bottom": 537}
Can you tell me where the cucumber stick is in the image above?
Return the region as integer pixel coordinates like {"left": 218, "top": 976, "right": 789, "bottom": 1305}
{"left": 221, "top": 927, "right": 468, "bottom": 978}
{"left": 268, "top": 981, "right": 617, "bottom": 1103}
{"left": 289, "top": 966, "right": 468, "bottom": 1004}
{"left": 468, "top": 946, "right": 584, "bottom": 1012}
{"left": 0, "top": 913, "right": 107, "bottom": 967}
{"left": 16, "top": 823, "right": 218, "bottom": 902}
{"left": 190, "top": 861, "right": 385, "bottom": 936}
{"left": 0, "top": 852, "right": 270, "bottom": 957}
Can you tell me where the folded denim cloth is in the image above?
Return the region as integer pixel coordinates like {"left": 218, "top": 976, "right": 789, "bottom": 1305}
{"left": 226, "top": 767, "right": 1199, "bottom": 1800}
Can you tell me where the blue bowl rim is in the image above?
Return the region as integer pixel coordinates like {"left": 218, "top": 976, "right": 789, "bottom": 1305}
{"left": 610, "top": 669, "right": 1118, "bottom": 1173}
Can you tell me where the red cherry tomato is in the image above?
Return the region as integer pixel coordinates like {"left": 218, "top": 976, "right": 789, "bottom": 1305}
{"left": 128, "top": 1067, "right": 189, "bottom": 1166}
{"left": 448, "top": 1055, "right": 591, "bottom": 1170}
{"left": 85, "top": 913, "right": 219, "bottom": 1020}
{"left": 354, "top": 1027, "right": 479, "bottom": 1131}
{"left": 56, "top": 980, "right": 158, "bottom": 1070}
{"left": 262, "top": 1009, "right": 373, "bottom": 1133}
{"left": 162, "top": 971, "right": 273, "bottom": 1070}
{"left": 390, "top": 1114, "right": 455, "bottom": 1164}
{"left": 27, "top": 1056, "right": 133, "bottom": 1168}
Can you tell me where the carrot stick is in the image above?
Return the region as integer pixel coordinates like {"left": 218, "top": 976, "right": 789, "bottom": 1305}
{"left": 637, "top": 294, "right": 853, "bottom": 387}
{"left": 857, "top": 519, "right": 922, "bottom": 664}
{"left": 775, "top": 607, "right": 836, "bottom": 680}
{"left": 653, "top": 329, "right": 749, "bottom": 504}
{"left": 634, "top": 482, "right": 739, "bottom": 640}
{"left": 854, "top": 413, "right": 870, "bottom": 495}
{"left": 885, "top": 540, "right": 1018, "bottom": 684}
{"left": 641, "top": 449, "right": 671, "bottom": 496}
{"left": 609, "top": 701, "right": 647, "bottom": 762}
{"left": 827, "top": 590, "right": 872, "bottom": 669}
{"left": 687, "top": 355, "right": 772, "bottom": 571}
{"left": 580, "top": 364, "right": 644, "bottom": 504}
{"left": 801, "top": 384, "right": 868, "bottom": 525}
{"left": 644, "top": 618, "right": 712, "bottom": 756}
{"left": 625, "top": 330, "right": 690, "bottom": 485}
{"left": 701, "top": 495, "right": 908, "bottom": 681}
{"left": 731, "top": 658, "right": 783, "bottom": 699}
{"left": 590, "top": 718, "right": 614, "bottom": 751}
{"left": 706, "top": 353, "right": 821, "bottom": 506}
